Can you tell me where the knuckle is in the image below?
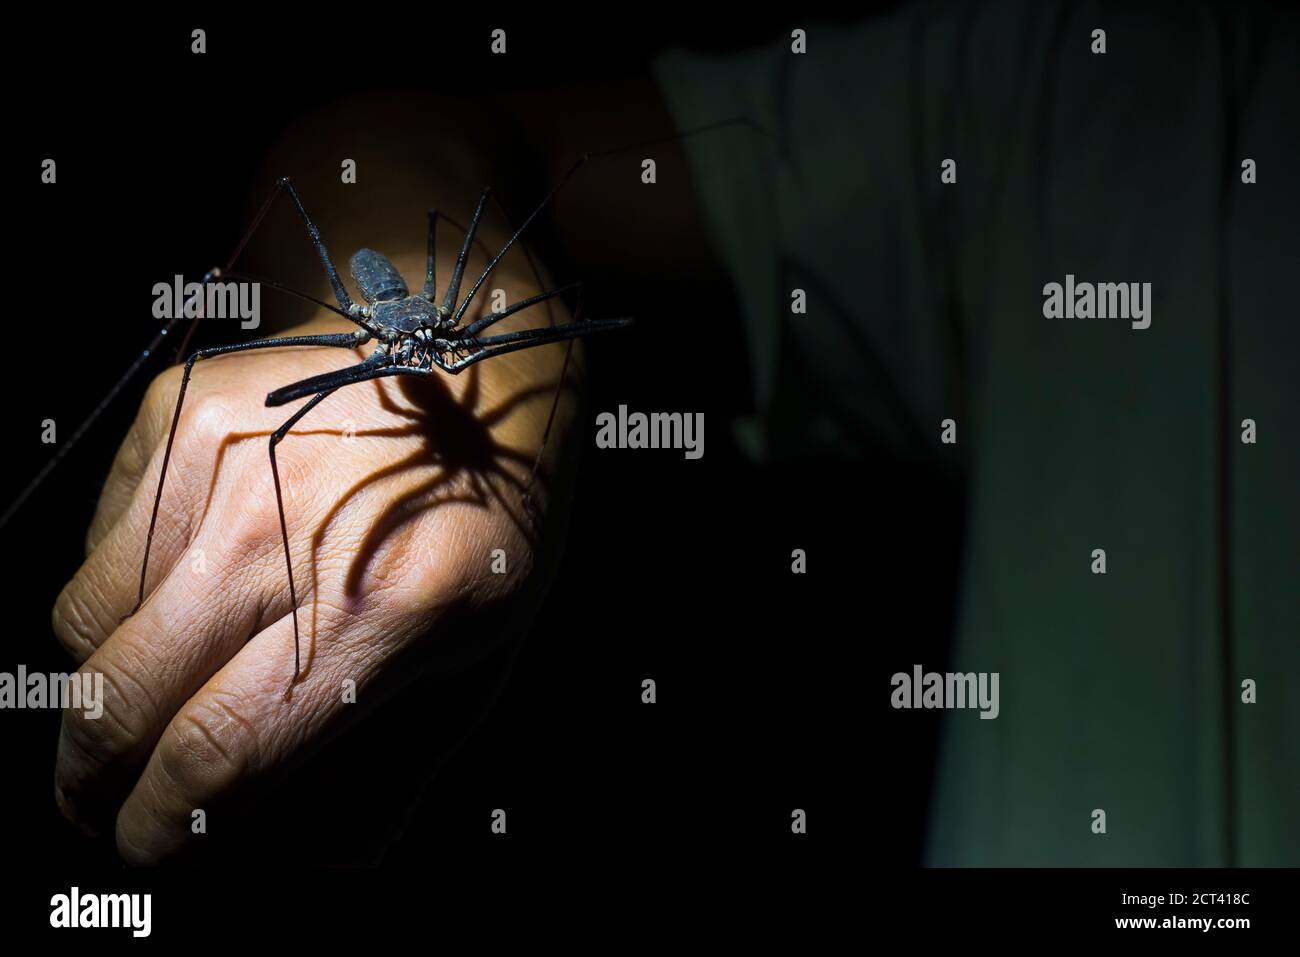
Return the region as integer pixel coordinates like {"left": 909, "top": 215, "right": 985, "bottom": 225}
{"left": 179, "top": 392, "right": 236, "bottom": 453}
{"left": 142, "top": 366, "right": 184, "bottom": 422}
{"left": 224, "top": 444, "right": 317, "bottom": 556}
{"left": 83, "top": 521, "right": 104, "bottom": 561}
{"left": 120, "top": 406, "right": 160, "bottom": 475}
{"left": 158, "top": 702, "right": 250, "bottom": 797}
{"left": 225, "top": 469, "right": 285, "bottom": 554}
{"left": 58, "top": 659, "right": 150, "bottom": 779}
{"left": 99, "top": 636, "right": 164, "bottom": 724}
{"left": 51, "top": 584, "right": 108, "bottom": 660}
{"left": 246, "top": 451, "right": 289, "bottom": 510}
{"left": 59, "top": 698, "right": 115, "bottom": 773}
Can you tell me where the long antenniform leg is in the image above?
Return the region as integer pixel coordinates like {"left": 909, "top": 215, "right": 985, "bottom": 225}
{"left": 0, "top": 179, "right": 336, "bottom": 531}
{"left": 132, "top": 172, "right": 390, "bottom": 616}
{"left": 267, "top": 389, "right": 337, "bottom": 694}
{"left": 519, "top": 285, "right": 587, "bottom": 513}
{"left": 130, "top": 333, "right": 365, "bottom": 617}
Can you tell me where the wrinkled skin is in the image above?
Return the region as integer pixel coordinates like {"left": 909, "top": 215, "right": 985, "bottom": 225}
{"left": 50, "top": 243, "right": 581, "bottom": 863}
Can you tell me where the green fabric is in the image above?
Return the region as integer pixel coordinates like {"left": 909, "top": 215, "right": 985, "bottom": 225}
{"left": 655, "top": 1, "right": 1299, "bottom": 865}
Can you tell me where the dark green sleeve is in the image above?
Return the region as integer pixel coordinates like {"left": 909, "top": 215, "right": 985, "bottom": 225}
{"left": 656, "top": 3, "right": 1300, "bottom": 867}
{"left": 653, "top": 11, "right": 990, "bottom": 465}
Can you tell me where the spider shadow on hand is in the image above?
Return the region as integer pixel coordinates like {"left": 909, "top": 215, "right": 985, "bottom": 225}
{"left": 200, "top": 357, "right": 577, "bottom": 680}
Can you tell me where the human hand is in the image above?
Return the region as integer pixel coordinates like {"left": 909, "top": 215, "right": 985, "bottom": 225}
{"left": 50, "top": 298, "right": 577, "bottom": 864}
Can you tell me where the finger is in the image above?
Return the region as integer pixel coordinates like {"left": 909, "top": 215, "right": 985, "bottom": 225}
{"left": 85, "top": 392, "right": 170, "bottom": 553}
{"left": 54, "top": 527, "right": 276, "bottom": 836}
{"left": 52, "top": 423, "right": 375, "bottom": 835}
{"left": 86, "top": 365, "right": 185, "bottom": 556}
{"left": 52, "top": 473, "right": 191, "bottom": 665}
{"left": 113, "top": 601, "right": 423, "bottom": 865}
{"left": 52, "top": 389, "right": 235, "bottom": 663}
{"left": 108, "top": 446, "right": 526, "bottom": 863}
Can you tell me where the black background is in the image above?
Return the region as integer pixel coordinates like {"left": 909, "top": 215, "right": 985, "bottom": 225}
{"left": 4, "top": 8, "right": 1293, "bottom": 944}
{"left": 5, "top": 5, "right": 957, "bottom": 882}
